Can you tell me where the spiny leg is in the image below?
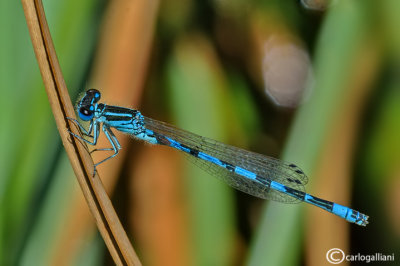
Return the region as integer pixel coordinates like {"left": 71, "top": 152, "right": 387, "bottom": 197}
{"left": 67, "top": 119, "right": 103, "bottom": 176}
{"left": 91, "top": 125, "right": 121, "bottom": 176}
{"left": 67, "top": 117, "right": 94, "bottom": 137}
{"left": 68, "top": 119, "right": 100, "bottom": 146}
{"left": 90, "top": 125, "right": 121, "bottom": 154}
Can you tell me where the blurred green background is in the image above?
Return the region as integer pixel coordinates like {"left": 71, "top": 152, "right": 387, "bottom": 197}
{"left": 1, "top": 0, "right": 400, "bottom": 265}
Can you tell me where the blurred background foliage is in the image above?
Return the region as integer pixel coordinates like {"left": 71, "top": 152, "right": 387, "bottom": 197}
{"left": 1, "top": 0, "right": 400, "bottom": 265}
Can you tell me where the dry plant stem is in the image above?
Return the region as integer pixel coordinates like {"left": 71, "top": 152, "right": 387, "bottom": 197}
{"left": 21, "top": 0, "right": 141, "bottom": 265}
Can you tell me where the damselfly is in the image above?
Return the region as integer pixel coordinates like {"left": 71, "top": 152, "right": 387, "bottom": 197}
{"left": 67, "top": 89, "right": 369, "bottom": 226}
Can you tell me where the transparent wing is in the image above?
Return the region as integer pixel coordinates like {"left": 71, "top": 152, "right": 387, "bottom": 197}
{"left": 144, "top": 117, "right": 308, "bottom": 203}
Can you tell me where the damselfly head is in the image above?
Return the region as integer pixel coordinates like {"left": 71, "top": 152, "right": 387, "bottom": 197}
{"left": 76, "top": 89, "right": 102, "bottom": 121}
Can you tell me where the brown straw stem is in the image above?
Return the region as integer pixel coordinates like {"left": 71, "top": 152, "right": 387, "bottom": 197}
{"left": 21, "top": 0, "right": 141, "bottom": 265}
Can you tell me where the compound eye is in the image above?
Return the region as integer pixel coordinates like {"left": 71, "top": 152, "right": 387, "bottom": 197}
{"left": 87, "top": 88, "right": 101, "bottom": 103}
{"left": 79, "top": 107, "right": 94, "bottom": 121}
